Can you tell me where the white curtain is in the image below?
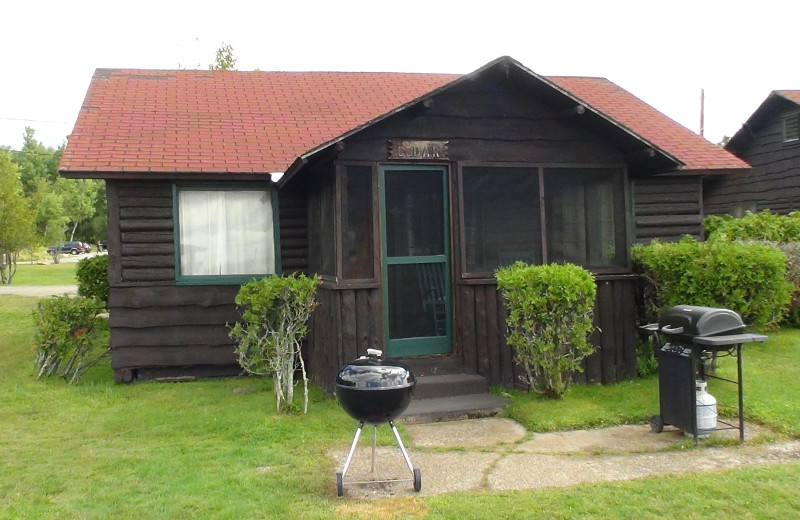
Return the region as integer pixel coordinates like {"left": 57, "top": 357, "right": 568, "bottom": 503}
{"left": 178, "top": 190, "right": 274, "bottom": 276}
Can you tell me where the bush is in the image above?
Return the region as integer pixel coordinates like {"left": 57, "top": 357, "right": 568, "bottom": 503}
{"left": 32, "top": 295, "right": 108, "bottom": 384}
{"left": 704, "top": 210, "right": 800, "bottom": 242}
{"left": 496, "top": 262, "right": 596, "bottom": 398}
{"left": 229, "top": 273, "right": 319, "bottom": 414}
{"left": 632, "top": 236, "right": 793, "bottom": 330}
{"left": 76, "top": 254, "right": 109, "bottom": 305}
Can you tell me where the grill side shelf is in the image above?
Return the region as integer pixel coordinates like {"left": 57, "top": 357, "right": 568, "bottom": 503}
{"left": 693, "top": 333, "right": 768, "bottom": 346}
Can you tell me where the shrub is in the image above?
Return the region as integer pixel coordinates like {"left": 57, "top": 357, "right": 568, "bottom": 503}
{"left": 632, "top": 236, "right": 793, "bottom": 330}
{"left": 32, "top": 295, "right": 108, "bottom": 384}
{"left": 76, "top": 254, "right": 109, "bottom": 305}
{"left": 229, "top": 273, "right": 319, "bottom": 414}
{"left": 496, "top": 262, "right": 596, "bottom": 398}
{"left": 704, "top": 210, "right": 800, "bottom": 242}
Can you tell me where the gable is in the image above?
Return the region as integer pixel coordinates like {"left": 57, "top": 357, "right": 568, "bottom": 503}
{"left": 727, "top": 90, "right": 800, "bottom": 154}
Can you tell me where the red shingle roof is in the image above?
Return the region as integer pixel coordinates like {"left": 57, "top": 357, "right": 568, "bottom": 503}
{"left": 776, "top": 90, "right": 800, "bottom": 104}
{"left": 547, "top": 76, "right": 748, "bottom": 171}
{"left": 60, "top": 69, "right": 458, "bottom": 174}
{"left": 59, "top": 63, "right": 747, "bottom": 175}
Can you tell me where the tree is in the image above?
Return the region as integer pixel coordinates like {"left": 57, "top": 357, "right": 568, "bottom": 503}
{"left": 209, "top": 42, "right": 237, "bottom": 71}
{"left": 0, "top": 150, "right": 35, "bottom": 283}
{"left": 29, "top": 178, "right": 69, "bottom": 263}
{"left": 12, "top": 127, "right": 62, "bottom": 196}
{"left": 57, "top": 177, "right": 100, "bottom": 241}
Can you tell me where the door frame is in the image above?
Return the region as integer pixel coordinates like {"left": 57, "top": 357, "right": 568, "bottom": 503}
{"left": 379, "top": 164, "right": 452, "bottom": 357}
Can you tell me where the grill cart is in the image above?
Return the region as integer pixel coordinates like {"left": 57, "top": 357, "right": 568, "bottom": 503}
{"left": 642, "top": 306, "right": 767, "bottom": 442}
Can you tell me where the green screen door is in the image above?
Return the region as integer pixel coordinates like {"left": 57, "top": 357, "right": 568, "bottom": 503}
{"left": 380, "top": 165, "right": 451, "bottom": 357}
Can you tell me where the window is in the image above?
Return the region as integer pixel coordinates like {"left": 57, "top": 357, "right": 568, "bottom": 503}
{"left": 462, "top": 166, "right": 541, "bottom": 274}
{"left": 783, "top": 114, "right": 800, "bottom": 143}
{"left": 458, "top": 164, "right": 628, "bottom": 277}
{"left": 307, "top": 171, "right": 336, "bottom": 278}
{"left": 544, "top": 168, "right": 627, "bottom": 269}
{"left": 176, "top": 187, "right": 277, "bottom": 283}
{"left": 341, "top": 165, "right": 375, "bottom": 280}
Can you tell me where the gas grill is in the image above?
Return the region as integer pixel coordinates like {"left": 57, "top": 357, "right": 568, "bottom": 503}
{"left": 641, "top": 305, "right": 767, "bottom": 442}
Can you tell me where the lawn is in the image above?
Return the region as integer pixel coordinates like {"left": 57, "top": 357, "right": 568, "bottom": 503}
{"left": 9, "top": 261, "right": 78, "bottom": 286}
{"left": 1, "top": 294, "right": 799, "bottom": 519}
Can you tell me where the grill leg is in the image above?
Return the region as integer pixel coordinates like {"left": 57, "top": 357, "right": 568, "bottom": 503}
{"left": 371, "top": 425, "right": 377, "bottom": 477}
{"left": 341, "top": 421, "right": 364, "bottom": 479}
{"left": 389, "top": 420, "right": 415, "bottom": 476}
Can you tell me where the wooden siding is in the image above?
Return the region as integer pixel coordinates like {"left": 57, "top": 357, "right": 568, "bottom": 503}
{"left": 633, "top": 176, "right": 704, "bottom": 242}
{"left": 308, "top": 287, "right": 383, "bottom": 393}
{"left": 705, "top": 109, "right": 800, "bottom": 215}
{"left": 337, "top": 77, "right": 625, "bottom": 167}
{"left": 106, "top": 179, "right": 302, "bottom": 380}
{"left": 308, "top": 277, "right": 639, "bottom": 393}
{"left": 457, "top": 276, "right": 639, "bottom": 388}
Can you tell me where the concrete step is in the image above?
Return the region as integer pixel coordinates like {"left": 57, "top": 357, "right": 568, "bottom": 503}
{"left": 401, "top": 393, "right": 510, "bottom": 424}
{"left": 412, "top": 373, "right": 489, "bottom": 400}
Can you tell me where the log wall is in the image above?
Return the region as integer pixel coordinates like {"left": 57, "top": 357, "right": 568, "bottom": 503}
{"left": 633, "top": 176, "right": 704, "bottom": 243}
{"left": 705, "top": 109, "right": 800, "bottom": 215}
{"left": 106, "top": 179, "right": 303, "bottom": 381}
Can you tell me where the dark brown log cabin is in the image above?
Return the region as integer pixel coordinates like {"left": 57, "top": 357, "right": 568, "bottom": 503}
{"left": 705, "top": 91, "right": 800, "bottom": 216}
{"left": 59, "top": 57, "right": 748, "bottom": 388}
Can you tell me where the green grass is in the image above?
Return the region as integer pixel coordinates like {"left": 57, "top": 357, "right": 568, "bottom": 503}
{"left": 1, "top": 294, "right": 799, "bottom": 519}
{"left": 10, "top": 262, "right": 77, "bottom": 286}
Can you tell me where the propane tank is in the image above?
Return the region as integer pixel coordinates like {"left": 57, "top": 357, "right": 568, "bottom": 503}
{"left": 694, "top": 380, "right": 717, "bottom": 438}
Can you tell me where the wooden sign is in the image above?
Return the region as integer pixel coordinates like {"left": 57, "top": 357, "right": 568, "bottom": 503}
{"left": 388, "top": 140, "right": 449, "bottom": 160}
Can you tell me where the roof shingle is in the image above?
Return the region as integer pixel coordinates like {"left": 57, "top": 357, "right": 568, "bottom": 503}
{"left": 59, "top": 63, "right": 748, "bottom": 175}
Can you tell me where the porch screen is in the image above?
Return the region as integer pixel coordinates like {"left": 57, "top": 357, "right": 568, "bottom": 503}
{"left": 544, "top": 168, "right": 626, "bottom": 268}
{"left": 178, "top": 189, "right": 275, "bottom": 277}
{"left": 462, "top": 166, "right": 541, "bottom": 274}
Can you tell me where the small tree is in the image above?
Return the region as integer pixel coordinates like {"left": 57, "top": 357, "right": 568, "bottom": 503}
{"left": 230, "top": 273, "right": 319, "bottom": 413}
{"left": 209, "top": 42, "right": 237, "bottom": 71}
{"left": 496, "top": 262, "right": 596, "bottom": 398}
{"left": 0, "top": 150, "right": 35, "bottom": 284}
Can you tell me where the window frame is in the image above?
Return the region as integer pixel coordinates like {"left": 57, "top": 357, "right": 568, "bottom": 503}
{"left": 456, "top": 161, "right": 630, "bottom": 281}
{"left": 312, "top": 162, "right": 380, "bottom": 289}
{"left": 173, "top": 183, "right": 281, "bottom": 286}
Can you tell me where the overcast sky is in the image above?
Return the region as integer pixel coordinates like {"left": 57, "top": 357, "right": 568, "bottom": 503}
{"left": 2, "top": 0, "right": 798, "bottom": 152}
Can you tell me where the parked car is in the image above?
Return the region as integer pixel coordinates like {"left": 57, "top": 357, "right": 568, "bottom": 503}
{"left": 47, "top": 241, "right": 86, "bottom": 255}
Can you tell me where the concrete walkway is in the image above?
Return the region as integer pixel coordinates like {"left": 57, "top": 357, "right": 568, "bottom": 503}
{"left": 330, "top": 418, "right": 800, "bottom": 499}
{"left": 0, "top": 285, "right": 77, "bottom": 297}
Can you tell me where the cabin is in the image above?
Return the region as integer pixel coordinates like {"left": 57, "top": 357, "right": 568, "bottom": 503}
{"left": 59, "top": 56, "right": 749, "bottom": 391}
{"left": 705, "top": 90, "right": 800, "bottom": 216}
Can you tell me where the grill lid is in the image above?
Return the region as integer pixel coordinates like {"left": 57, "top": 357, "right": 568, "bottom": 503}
{"left": 336, "top": 349, "right": 416, "bottom": 390}
{"left": 658, "top": 305, "right": 745, "bottom": 340}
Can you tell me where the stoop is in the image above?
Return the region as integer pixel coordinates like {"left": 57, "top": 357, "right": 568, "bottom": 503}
{"left": 401, "top": 373, "right": 510, "bottom": 424}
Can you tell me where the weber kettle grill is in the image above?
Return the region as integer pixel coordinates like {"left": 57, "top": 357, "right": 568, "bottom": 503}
{"left": 334, "top": 349, "right": 421, "bottom": 496}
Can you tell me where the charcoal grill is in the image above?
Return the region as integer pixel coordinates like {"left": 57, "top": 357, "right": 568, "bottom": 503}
{"left": 334, "top": 349, "right": 421, "bottom": 496}
{"left": 642, "top": 305, "right": 767, "bottom": 442}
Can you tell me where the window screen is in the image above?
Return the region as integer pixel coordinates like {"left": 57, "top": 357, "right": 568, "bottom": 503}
{"left": 544, "top": 168, "right": 627, "bottom": 268}
{"left": 462, "top": 167, "right": 542, "bottom": 274}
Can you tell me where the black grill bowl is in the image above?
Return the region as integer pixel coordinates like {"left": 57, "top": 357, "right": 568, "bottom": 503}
{"left": 335, "top": 356, "right": 416, "bottom": 425}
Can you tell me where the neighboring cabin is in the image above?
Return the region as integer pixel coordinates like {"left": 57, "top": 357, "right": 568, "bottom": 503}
{"left": 705, "top": 90, "right": 800, "bottom": 216}
{"left": 58, "top": 56, "right": 748, "bottom": 390}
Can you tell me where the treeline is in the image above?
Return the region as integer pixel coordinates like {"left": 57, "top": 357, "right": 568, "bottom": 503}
{"left": 1, "top": 128, "right": 106, "bottom": 281}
